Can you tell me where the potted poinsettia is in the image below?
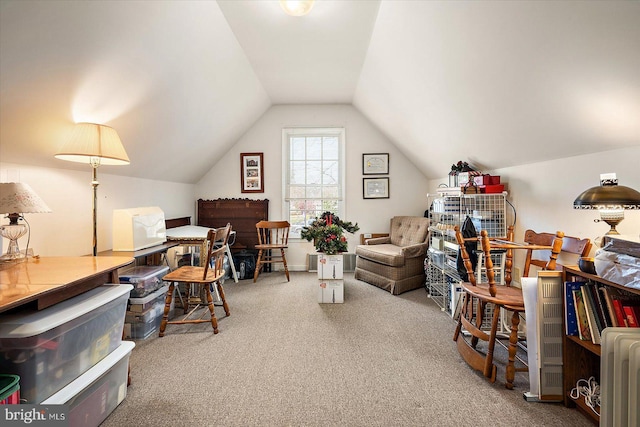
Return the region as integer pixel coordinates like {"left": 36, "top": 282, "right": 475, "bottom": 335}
{"left": 300, "top": 211, "right": 359, "bottom": 255}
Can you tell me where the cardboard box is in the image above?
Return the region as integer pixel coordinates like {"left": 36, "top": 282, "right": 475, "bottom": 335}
{"left": 318, "top": 280, "right": 344, "bottom": 303}
{"left": 317, "top": 253, "right": 343, "bottom": 279}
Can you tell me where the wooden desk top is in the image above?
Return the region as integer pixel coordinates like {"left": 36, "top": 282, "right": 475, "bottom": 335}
{"left": 98, "top": 241, "right": 179, "bottom": 258}
{"left": 0, "top": 256, "right": 134, "bottom": 313}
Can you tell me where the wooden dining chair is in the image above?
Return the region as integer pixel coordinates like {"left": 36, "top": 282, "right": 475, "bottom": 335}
{"left": 253, "top": 220, "right": 290, "bottom": 282}
{"left": 522, "top": 230, "right": 592, "bottom": 277}
{"left": 453, "top": 227, "right": 564, "bottom": 389}
{"left": 159, "top": 226, "right": 231, "bottom": 336}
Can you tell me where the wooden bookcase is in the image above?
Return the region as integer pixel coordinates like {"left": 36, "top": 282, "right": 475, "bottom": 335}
{"left": 562, "top": 265, "right": 640, "bottom": 425}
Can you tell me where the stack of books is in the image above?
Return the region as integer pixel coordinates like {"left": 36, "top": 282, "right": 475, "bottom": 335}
{"left": 564, "top": 281, "right": 640, "bottom": 344}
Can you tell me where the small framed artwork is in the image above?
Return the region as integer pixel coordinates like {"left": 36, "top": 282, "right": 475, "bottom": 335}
{"left": 240, "top": 152, "right": 264, "bottom": 193}
{"left": 363, "top": 177, "right": 390, "bottom": 199}
{"left": 362, "top": 153, "right": 389, "bottom": 175}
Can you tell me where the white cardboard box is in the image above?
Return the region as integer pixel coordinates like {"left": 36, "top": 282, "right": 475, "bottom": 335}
{"left": 318, "top": 280, "right": 344, "bottom": 304}
{"left": 317, "top": 253, "right": 343, "bottom": 279}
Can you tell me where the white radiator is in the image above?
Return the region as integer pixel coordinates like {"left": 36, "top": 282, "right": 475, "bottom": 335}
{"left": 308, "top": 253, "right": 356, "bottom": 272}
{"left": 600, "top": 327, "right": 640, "bottom": 427}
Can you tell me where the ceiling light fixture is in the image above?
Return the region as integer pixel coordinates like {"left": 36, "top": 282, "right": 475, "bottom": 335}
{"left": 280, "top": 0, "right": 315, "bottom": 16}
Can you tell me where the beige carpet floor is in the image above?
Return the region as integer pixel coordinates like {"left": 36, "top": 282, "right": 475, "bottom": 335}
{"left": 102, "top": 272, "right": 593, "bottom": 427}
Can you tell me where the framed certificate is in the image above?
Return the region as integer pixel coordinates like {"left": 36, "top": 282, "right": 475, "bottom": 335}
{"left": 363, "top": 177, "right": 390, "bottom": 199}
{"left": 362, "top": 153, "right": 389, "bottom": 175}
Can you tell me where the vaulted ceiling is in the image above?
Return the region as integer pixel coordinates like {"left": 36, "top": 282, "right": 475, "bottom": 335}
{"left": 1, "top": 1, "right": 638, "bottom": 184}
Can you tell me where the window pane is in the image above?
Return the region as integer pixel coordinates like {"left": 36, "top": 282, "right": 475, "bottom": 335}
{"left": 307, "top": 137, "right": 322, "bottom": 160}
{"left": 307, "top": 161, "right": 322, "bottom": 184}
{"left": 290, "top": 186, "right": 305, "bottom": 199}
{"left": 322, "top": 161, "right": 338, "bottom": 185}
{"left": 322, "top": 186, "right": 339, "bottom": 198}
{"left": 323, "top": 137, "right": 339, "bottom": 159}
{"left": 290, "top": 161, "right": 306, "bottom": 185}
{"left": 307, "top": 186, "right": 322, "bottom": 198}
{"left": 323, "top": 200, "right": 338, "bottom": 212}
{"left": 291, "top": 138, "right": 306, "bottom": 160}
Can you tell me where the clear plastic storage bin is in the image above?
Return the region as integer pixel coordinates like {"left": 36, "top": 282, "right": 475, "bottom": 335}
{"left": 119, "top": 265, "right": 169, "bottom": 298}
{"left": 42, "top": 341, "right": 135, "bottom": 427}
{"left": 0, "top": 284, "right": 132, "bottom": 403}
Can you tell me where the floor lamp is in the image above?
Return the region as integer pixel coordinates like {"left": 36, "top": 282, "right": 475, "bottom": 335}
{"left": 55, "top": 123, "right": 130, "bottom": 256}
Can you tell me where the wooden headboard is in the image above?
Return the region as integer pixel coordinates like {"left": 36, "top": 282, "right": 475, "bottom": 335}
{"left": 165, "top": 216, "right": 191, "bottom": 229}
{"left": 197, "top": 198, "right": 269, "bottom": 251}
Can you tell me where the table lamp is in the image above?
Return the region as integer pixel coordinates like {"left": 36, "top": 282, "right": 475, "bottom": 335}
{"left": 0, "top": 182, "right": 52, "bottom": 261}
{"left": 573, "top": 173, "right": 640, "bottom": 235}
{"left": 55, "top": 123, "right": 129, "bottom": 256}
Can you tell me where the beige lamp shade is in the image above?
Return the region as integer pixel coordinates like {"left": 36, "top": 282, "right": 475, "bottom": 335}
{"left": 55, "top": 123, "right": 130, "bottom": 166}
{"left": 0, "top": 182, "right": 52, "bottom": 216}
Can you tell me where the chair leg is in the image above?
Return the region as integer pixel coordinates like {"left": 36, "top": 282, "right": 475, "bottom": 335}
{"left": 505, "top": 309, "right": 521, "bottom": 389}
{"left": 216, "top": 281, "right": 230, "bottom": 317}
{"left": 159, "top": 282, "right": 175, "bottom": 337}
{"left": 471, "top": 299, "right": 484, "bottom": 348}
{"left": 281, "top": 248, "right": 290, "bottom": 281}
{"left": 253, "top": 249, "right": 263, "bottom": 282}
{"left": 453, "top": 293, "right": 468, "bottom": 341}
{"left": 484, "top": 304, "right": 500, "bottom": 380}
{"left": 204, "top": 285, "right": 219, "bottom": 334}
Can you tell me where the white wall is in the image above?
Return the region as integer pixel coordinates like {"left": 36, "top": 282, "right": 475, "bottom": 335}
{"left": 196, "top": 104, "right": 430, "bottom": 270}
{"left": 0, "top": 162, "right": 195, "bottom": 256}
{"left": 428, "top": 146, "right": 640, "bottom": 269}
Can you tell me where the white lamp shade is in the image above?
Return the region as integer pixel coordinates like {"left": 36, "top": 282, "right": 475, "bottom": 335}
{"left": 55, "top": 123, "right": 130, "bottom": 166}
{"left": 0, "top": 183, "right": 51, "bottom": 215}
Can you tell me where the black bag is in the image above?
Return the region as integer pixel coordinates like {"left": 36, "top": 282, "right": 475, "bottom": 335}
{"left": 233, "top": 250, "right": 257, "bottom": 280}
{"left": 457, "top": 215, "right": 478, "bottom": 281}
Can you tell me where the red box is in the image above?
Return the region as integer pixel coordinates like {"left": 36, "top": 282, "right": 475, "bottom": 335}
{"left": 489, "top": 175, "right": 501, "bottom": 185}
{"left": 473, "top": 174, "right": 492, "bottom": 185}
{"left": 481, "top": 184, "right": 505, "bottom": 193}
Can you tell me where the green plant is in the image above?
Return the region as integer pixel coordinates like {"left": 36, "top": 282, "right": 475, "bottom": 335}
{"left": 300, "top": 212, "right": 359, "bottom": 255}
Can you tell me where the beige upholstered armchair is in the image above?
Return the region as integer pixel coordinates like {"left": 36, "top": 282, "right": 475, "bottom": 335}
{"left": 354, "top": 216, "right": 430, "bottom": 295}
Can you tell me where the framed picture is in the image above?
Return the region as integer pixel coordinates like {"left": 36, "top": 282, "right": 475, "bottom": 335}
{"left": 363, "top": 177, "right": 389, "bottom": 199}
{"left": 362, "top": 153, "right": 389, "bottom": 175}
{"left": 240, "top": 152, "right": 264, "bottom": 193}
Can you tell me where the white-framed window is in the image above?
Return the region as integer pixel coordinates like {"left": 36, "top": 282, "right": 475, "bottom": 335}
{"left": 282, "top": 127, "right": 346, "bottom": 239}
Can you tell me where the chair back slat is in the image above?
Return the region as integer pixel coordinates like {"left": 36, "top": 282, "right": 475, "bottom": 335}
{"left": 479, "top": 230, "right": 498, "bottom": 297}
{"left": 454, "top": 226, "right": 477, "bottom": 287}
{"left": 523, "top": 230, "right": 575, "bottom": 276}
{"left": 256, "top": 220, "right": 290, "bottom": 246}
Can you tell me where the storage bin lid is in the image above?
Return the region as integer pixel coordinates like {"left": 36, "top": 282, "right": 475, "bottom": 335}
{"left": 128, "top": 284, "right": 169, "bottom": 305}
{"left": 119, "top": 265, "right": 169, "bottom": 282}
{"left": 0, "top": 284, "right": 133, "bottom": 339}
{"left": 41, "top": 341, "right": 135, "bottom": 405}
